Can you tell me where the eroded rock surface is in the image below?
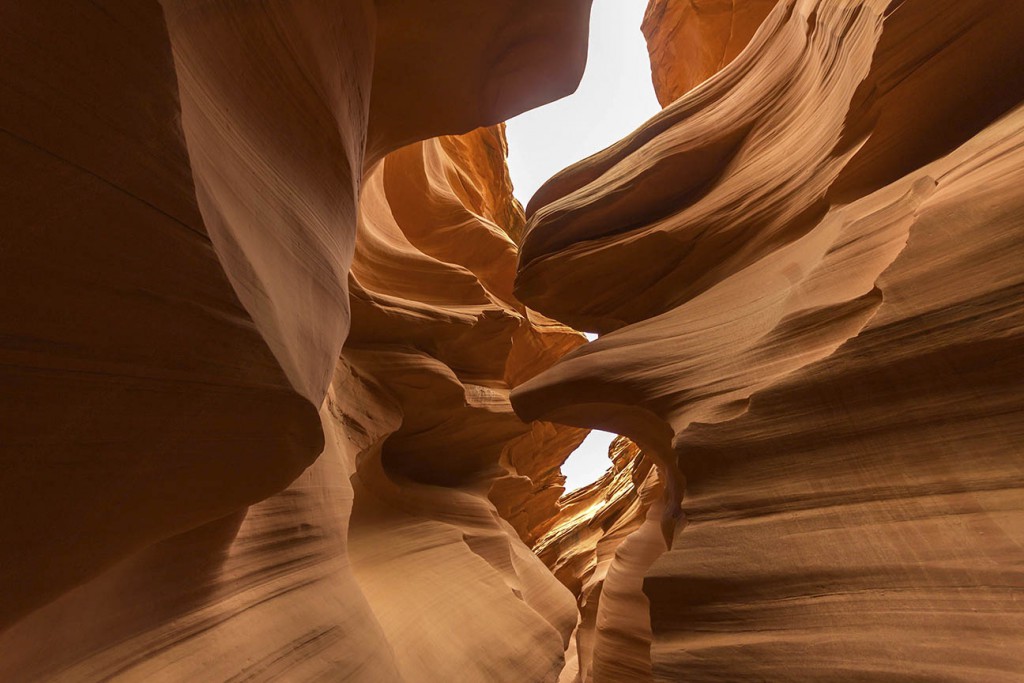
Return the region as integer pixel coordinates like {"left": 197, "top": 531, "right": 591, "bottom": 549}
{"left": 533, "top": 438, "right": 665, "bottom": 683}
{"left": 515, "top": 0, "right": 1024, "bottom": 680}
{"left": 1, "top": 2, "right": 591, "bottom": 680}
{"left": 1, "top": 112, "right": 587, "bottom": 683}
{"left": 2, "top": 0, "right": 1023, "bottom": 681}
{"left": 642, "top": 0, "right": 776, "bottom": 106}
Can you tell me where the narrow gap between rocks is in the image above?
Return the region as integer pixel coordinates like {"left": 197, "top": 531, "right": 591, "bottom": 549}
{"left": 505, "top": 0, "right": 658, "bottom": 495}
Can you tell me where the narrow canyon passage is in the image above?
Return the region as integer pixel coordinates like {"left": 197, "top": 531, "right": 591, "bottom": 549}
{"left": 1, "top": 1, "right": 1023, "bottom": 682}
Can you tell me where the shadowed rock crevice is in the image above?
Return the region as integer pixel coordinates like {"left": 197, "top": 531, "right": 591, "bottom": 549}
{"left": 1, "top": 0, "right": 1022, "bottom": 681}
{"left": 512, "top": 1, "right": 1024, "bottom": 680}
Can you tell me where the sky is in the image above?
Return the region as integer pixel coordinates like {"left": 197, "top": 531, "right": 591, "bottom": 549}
{"left": 505, "top": 0, "right": 661, "bottom": 492}
{"left": 505, "top": 0, "right": 661, "bottom": 207}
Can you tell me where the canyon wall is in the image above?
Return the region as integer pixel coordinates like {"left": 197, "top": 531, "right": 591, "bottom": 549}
{"left": 516, "top": 0, "right": 1024, "bottom": 680}
{"left": 0, "top": 118, "right": 587, "bottom": 680}
{"left": 2, "top": 0, "right": 1023, "bottom": 681}
{"left": 642, "top": 0, "right": 776, "bottom": 106}
{"left": 1, "top": 1, "right": 593, "bottom": 680}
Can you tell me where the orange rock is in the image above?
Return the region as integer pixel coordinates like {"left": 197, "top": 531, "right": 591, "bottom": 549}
{"left": 4, "top": 0, "right": 1024, "bottom": 681}
{"left": 534, "top": 438, "right": 665, "bottom": 682}
{"left": 0, "top": 2, "right": 592, "bottom": 679}
{"left": 0, "top": 0, "right": 324, "bottom": 633}
{"left": 515, "top": 0, "right": 1024, "bottom": 680}
{"left": 642, "top": 0, "right": 776, "bottom": 105}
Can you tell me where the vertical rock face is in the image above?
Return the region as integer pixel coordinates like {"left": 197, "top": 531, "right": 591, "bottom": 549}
{"left": 3, "top": 0, "right": 1023, "bottom": 681}
{"left": 1, "top": 1, "right": 593, "bottom": 680}
{"left": 0, "top": 113, "right": 586, "bottom": 683}
{"left": 533, "top": 438, "right": 665, "bottom": 683}
{"left": 160, "top": 0, "right": 376, "bottom": 404}
{"left": 642, "top": 0, "right": 776, "bottom": 106}
{"left": 0, "top": 0, "right": 326, "bottom": 631}
{"left": 514, "top": 0, "right": 1024, "bottom": 680}
{"left": 342, "top": 126, "right": 590, "bottom": 681}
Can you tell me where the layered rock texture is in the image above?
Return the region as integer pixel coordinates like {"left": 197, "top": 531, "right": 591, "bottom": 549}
{"left": 2, "top": 0, "right": 1023, "bottom": 681}
{"left": 2, "top": 1, "right": 591, "bottom": 680}
{"left": 516, "top": 0, "right": 1024, "bottom": 680}
{"left": 642, "top": 0, "right": 776, "bottom": 106}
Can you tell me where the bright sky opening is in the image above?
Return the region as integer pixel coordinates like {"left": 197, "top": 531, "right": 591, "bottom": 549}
{"left": 505, "top": 0, "right": 659, "bottom": 492}
{"left": 560, "top": 430, "right": 619, "bottom": 493}
{"left": 505, "top": 0, "right": 661, "bottom": 207}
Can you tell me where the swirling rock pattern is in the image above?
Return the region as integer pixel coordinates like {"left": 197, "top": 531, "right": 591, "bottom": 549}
{"left": 514, "top": 0, "right": 1024, "bottom": 680}
{"left": 1, "top": 1, "right": 591, "bottom": 680}
{"left": 3, "top": 0, "right": 1023, "bottom": 680}
{"left": 642, "top": 0, "right": 776, "bottom": 106}
{"left": 533, "top": 438, "right": 665, "bottom": 683}
{"left": 342, "top": 128, "right": 589, "bottom": 680}
{"left": 0, "top": 0, "right": 326, "bottom": 633}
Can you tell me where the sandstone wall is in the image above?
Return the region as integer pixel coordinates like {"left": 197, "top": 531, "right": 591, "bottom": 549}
{"left": 2, "top": 1, "right": 1022, "bottom": 681}
{"left": 515, "top": 0, "right": 1024, "bottom": 680}
{"left": 0, "top": 2, "right": 593, "bottom": 680}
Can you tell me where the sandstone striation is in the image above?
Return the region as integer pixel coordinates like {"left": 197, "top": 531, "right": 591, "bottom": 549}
{"left": 2, "top": 0, "right": 1023, "bottom": 681}
{"left": 1, "top": 1, "right": 592, "bottom": 680}
{"left": 514, "top": 0, "right": 1024, "bottom": 680}
{"left": 1, "top": 109, "right": 585, "bottom": 683}
{"left": 533, "top": 437, "right": 665, "bottom": 683}
{"left": 642, "top": 0, "right": 776, "bottom": 106}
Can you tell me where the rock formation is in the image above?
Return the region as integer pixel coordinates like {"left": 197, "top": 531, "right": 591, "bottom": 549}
{"left": 515, "top": 0, "right": 1024, "bottom": 680}
{"left": 2, "top": 0, "right": 1023, "bottom": 681}
{"left": 642, "top": 0, "right": 777, "bottom": 106}
{"left": 533, "top": 437, "right": 665, "bottom": 682}
{"left": 1, "top": 1, "right": 591, "bottom": 679}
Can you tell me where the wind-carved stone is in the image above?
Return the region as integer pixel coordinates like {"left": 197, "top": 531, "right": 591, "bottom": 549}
{"left": 1, "top": 1, "right": 1022, "bottom": 681}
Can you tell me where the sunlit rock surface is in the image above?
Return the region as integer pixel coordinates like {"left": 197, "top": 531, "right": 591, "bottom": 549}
{"left": 514, "top": 0, "right": 1024, "bottom": 680}
{"left": 642, "top": 0, "right": 776, "bottom": 106}
{"left": 0, "top": 1, "right": 591, "bottom": 680}
{"left": 343, "top": 127, "right": 589, "bottom": 681}
{"left": 533, "top": 437, "right": 665, "bottom": 683}
{"left": 2, "top": 0, "right": 1023, "bottom": 681}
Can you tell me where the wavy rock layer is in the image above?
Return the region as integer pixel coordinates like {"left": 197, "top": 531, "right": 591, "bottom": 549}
{"left": 0, "top": 2, "right": 593, "bottom": 680}
{"left": 0, "top": 0, "right": 324, "bottom": 631}
{"left": 533, "top": 438, "right": 664, "bottom": 683}
{"left": 343, "top": 127, "right": 590, "bottom": 681}
{"left": 642, "top": 0, "right": 776, "bottom": 106}
{"left": 1, "top": 123, "right": 585, "bottom": 683}
{"left": 514, "top": 0, "right": 1024, "bottom": 680}
{"left": 3, "top": 0, "right": 1023, "bottom": 681}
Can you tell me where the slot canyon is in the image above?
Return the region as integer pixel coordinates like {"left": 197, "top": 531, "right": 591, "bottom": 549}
{"left": 1, "top": 0, "right": 1022, "bottom": 681}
